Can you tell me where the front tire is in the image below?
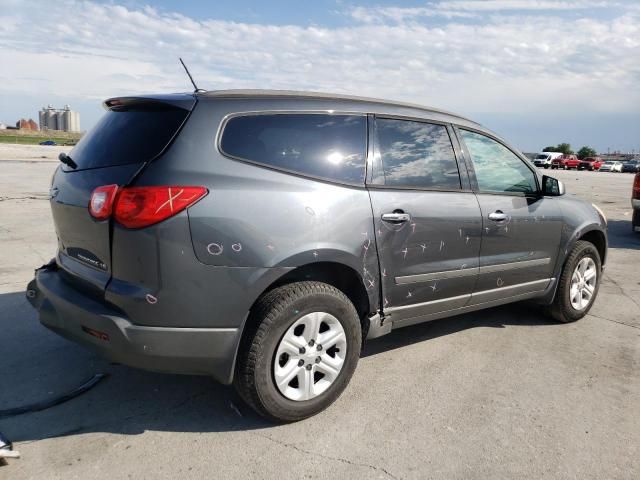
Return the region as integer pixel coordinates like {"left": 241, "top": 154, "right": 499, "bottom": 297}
{"left": 547, "top": 240, "right": 601, "bottom": 323}
{"left": 234, "top": 281, "right": 361, "bottom": 422}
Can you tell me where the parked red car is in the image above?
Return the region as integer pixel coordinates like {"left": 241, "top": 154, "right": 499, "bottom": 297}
{"left": 578, "top": 156, "right": 604, "bottom": 171}
{"left": 551, "top": 154, "right": 580, "bottom": 170}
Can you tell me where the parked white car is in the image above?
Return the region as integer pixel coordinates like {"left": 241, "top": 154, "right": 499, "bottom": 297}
{"left": 533, "top": 152, "right": 562, "bottom": 169}
{"left": 599, "top": 161, "right": 623, "bottom": 172}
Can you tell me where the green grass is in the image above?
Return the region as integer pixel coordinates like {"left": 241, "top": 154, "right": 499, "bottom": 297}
{"left": 0, "top": 135, "right": 78, "bottom": 146}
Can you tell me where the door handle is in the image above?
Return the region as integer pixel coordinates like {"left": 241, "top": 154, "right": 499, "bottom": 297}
{"left": 488, "top": 210, "right": 507, "bottom": 222}
{"left": 382, "top": 212, "right": 411, "bottom": 223}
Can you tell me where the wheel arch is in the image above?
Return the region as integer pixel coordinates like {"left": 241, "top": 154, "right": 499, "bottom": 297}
{"left": 230, "top": 261, "right": 376, "bottom": 382}
{"left": 544, "top": 224, "right": 607, "bottom": 307}
{"left": 578, "top": 228, "right": 607, "bottom": 266}
{"left": 255, "top": 261, "right": 374, "bottom": 327}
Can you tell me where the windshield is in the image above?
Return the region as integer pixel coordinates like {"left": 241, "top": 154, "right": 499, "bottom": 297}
{"left": 535, "top": 154, "right": 549, "bottom": 159}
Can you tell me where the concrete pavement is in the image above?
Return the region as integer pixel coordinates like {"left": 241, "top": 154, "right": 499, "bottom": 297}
{"left": 0, "top": 153, "right": 638, "bottom": 479}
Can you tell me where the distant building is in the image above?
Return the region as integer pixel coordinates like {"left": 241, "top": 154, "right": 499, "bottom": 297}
{"left": 39, "top": 104, "right": 80, "bottom": 132}
{"left": 0, "top": 123, "right": 6, "bottom": 130}
{"left": 16, "top": 118, "right": 38, "bottom": 130}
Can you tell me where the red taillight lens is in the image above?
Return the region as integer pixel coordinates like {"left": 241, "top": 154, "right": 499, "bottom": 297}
{"left": 89, "top": 184, "right": 119, "bottom": 220}
{"left": 114, "top": 186, "right": 208, "bottom": 228}
{"left": 633, "top": 173, "right": 640, "bottom": 200}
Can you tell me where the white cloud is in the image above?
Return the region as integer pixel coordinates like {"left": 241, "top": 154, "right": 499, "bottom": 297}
{"left": 0, "top": 0, "right": 638, "bottom": 127}
{"left": 350, "top": 0, "right": 619, "bottom": 22}
{"left": 350, "top": 6, "right": 478, "bottom": 23}
{"left": 433, "top": 0, "right": 615, "bottom": 11}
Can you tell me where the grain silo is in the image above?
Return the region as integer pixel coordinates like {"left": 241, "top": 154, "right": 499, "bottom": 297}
{"left": 38, "top": 104, "right": 81, "bottom": 131}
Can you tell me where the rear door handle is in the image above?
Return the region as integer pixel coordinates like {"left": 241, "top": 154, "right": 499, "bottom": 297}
{"left": 488, "top": 210, "right": 507, "bottom": 221}
{"left": 382, "top": 212, "right": 411, "bottom": 223}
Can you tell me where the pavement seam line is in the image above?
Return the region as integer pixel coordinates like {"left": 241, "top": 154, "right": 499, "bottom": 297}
{"left": 588, "top": 313, "right": 640, "bottom": 330}
{"left": 252, "top": 432, "right": 400, "bottom": 479}
{"left": 0, "top": 196, "right": 49, "bottom": 202}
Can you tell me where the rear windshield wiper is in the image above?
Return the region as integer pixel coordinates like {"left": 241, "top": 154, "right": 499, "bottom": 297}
{"left": 58, "top": 152, "right": 77, "bottom": 169}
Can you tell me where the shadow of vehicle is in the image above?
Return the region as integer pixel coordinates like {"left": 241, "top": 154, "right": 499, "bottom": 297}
{"left": 606, "top": 219, "right": 639, "bottom": 250}
{"left": 0, "top": 291, "right": 271, "bottom": 445}
{"left": 363, "top": 303, "right": 552, "bottom": 358}
{"left": 0, "top": 289, "right": 559, "bottom": 446}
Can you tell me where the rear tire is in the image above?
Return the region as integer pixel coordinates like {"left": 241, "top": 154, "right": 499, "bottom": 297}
{"left": 546, "top": 240, "right": 601, "bottom": 323}
{"left": 234, "top": 281, "right": 361, "bottom": 422}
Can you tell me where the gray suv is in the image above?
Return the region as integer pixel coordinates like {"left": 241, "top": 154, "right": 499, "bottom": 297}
{"left": 27, "top": 90, "right": 608, "bottom": 421}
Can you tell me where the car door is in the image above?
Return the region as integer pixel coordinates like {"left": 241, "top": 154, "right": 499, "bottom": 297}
{"left": 455, "top": 128, "right": 563, "bottom": 304}
{"left": 368, "top": 116, "right": 482, "bottom": 326}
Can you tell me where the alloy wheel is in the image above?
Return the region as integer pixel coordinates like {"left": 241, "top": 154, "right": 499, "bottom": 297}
{"left": 570, "top": 257, "right": 597, "bottom": 310}
{"left": 273, "top": 312, "right": 347, "bottom": 401}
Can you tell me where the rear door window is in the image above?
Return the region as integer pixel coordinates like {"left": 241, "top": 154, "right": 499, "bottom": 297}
{"left": 69, "top": 105, "right": 189, "bottom": 170}
{"left": 220, "top": 114, "right": 367, "bottom": 184}
{"left": 375, "top": 118, "right": 461, "bottom": 189}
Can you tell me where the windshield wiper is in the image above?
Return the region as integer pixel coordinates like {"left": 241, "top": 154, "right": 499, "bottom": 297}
{"left": 58, "top": 152, "right": 77, "bottom": 169}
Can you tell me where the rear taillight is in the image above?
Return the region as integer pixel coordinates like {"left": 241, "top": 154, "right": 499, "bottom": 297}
{"left": 89, "top": 184, "right": 119, "bottom": 220}
{"left": 114, "top": 186, "right": 208, "bottom": 228}
{"left": 89, "top": 185, "right": 207, "bottom": 228}
{"left": 633, "top": 174, "right": 640, "bottom": 200}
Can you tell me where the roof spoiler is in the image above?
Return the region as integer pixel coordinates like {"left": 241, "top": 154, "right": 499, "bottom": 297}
{"left": 103, "top": 94, "right": 197, "bottom": 112}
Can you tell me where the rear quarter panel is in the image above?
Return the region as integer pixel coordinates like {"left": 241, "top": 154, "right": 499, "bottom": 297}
{"left": 133, "top": 98, "right": 381, "bottom": 316}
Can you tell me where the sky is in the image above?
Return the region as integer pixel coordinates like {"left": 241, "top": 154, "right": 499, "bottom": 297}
{"left": 0, "top": 0, "right": 638, "bottom": 153}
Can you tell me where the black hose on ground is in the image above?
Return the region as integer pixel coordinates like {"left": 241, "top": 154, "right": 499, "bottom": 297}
{"left": 0, "top": 373, "right": 108, "bottom": 419}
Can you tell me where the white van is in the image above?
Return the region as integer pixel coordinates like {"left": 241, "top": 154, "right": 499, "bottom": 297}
{"left": 533, "top": 152, "right": 563, "bottom": 169}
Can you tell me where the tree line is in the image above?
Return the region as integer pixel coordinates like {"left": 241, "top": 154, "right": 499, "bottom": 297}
{"left": 542, "top": 143, "right": 597, "bottom": 159}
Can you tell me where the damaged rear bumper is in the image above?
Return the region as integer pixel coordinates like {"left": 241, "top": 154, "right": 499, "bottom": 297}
{"left": 26, "top": 263, "right": 242, "bottom": 384}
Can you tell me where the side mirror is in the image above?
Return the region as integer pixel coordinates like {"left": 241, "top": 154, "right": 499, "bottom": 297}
{"left": 542, "top": 175, "right": 565, "bottom": 196}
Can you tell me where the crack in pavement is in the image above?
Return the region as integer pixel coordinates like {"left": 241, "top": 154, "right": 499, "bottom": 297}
{"left": 604, "top": 274, "right": 640, "bottom": 311}
{"left": 252, "top": 432, "right": 400, "bottom": 479}
{"left": 589, "top": 313, "right": 640, "bottom": 330}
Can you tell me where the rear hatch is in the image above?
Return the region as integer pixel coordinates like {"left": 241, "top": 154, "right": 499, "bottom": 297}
{"left": 50, "top": 94, "right": 195, "bottom": 293}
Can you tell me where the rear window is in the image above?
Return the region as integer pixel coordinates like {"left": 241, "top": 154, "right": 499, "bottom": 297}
{"left": 68, "top": 105, "right": 189, "bottom": 170}
{"left": 220, "top": 114, "right": 367, "bottom": 184}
